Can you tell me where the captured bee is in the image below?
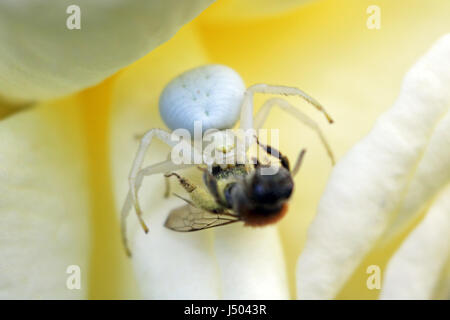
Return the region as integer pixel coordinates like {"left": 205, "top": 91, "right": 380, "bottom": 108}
{"left": 164, "top": 138, "right": 307, "bottom": 232}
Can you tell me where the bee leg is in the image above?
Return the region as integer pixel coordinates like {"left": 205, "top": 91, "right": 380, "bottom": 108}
{"left": 164, "top": 172, "right": 196, "bottom": 193}
{"left": 167, "top": 170, "right": 224, "bottom": 212}
{"left": 255, "top": 136, "right": 290, "bottom": 171}
{"left": 164, "top": 176, "right": 171, "bottom": 198}
{"left": 163, "top": 154, "right": 172, "bottom": 198}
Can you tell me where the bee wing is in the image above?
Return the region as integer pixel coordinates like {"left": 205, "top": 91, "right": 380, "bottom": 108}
{"left": 164, "top": 204, "right": 241, "bottom": 232}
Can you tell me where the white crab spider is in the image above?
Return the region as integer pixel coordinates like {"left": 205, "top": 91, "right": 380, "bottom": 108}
{"left": 121, "top": 64, "right": 334, "bottom": 255}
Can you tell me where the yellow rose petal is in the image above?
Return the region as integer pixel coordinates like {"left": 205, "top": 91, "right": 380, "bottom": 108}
{"left": 0, "top": 0, "right": 214, "bottom": 102}
{"left": 296, "top": 34, "right": 450, "bottom": 299}
{"left": 384, "top": 108, "right": 450, "bottom": 240}
{"left": 0, "top": 98, "right": 91, "bottom": 299}
{"left": 380, "top": 184, "right": 450, "bottom": 300}
{"left": 199, "top": 0, "right": 313, "bottom": 23}
{"left": 197, "top": 1, "right": 450, "bottom": 298}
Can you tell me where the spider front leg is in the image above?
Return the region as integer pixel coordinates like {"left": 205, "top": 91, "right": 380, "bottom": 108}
{"left": 240, "top": 83, "right": 333, "bottom": 131}
{"left": 239, "top": 83, "right": 335, "bottom": 164}
{"left": 121, "top": 159, "right": 192, "bottom": 256}
{"left": 254, "top": 97, "right": 335, "bottom": 164}
{"left": 122, "top": 128, "right": 195, "bottom": 255}
{"left": 126, "top": 129, "right": 176, "bottom": 232}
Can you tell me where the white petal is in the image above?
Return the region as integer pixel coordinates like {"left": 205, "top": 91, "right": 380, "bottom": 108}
{"left": 384, "top": 109, "right": 450, "bottom": 240}
{"left": 132, "top": 201, "right": 221, "bottom": 299}
{"left": 214, "top": 225, "right": 289, "bottom": 299}
{"left": 0, "top": 0, "right": 214, "bottom": 102}
{"left": 0, "top": 100, "right": 91, "bottom": 299}
{"left": 296, "top": 34, "right": 450, "bottom": 299}
{"left": 380, "top": 185, "right": 450, "bottom": 300}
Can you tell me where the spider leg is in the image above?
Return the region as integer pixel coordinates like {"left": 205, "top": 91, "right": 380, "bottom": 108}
{"left": 240, "top": 83, "right": 333, "bottom": 131}
{"left": 253, "top": 97, "right": 335, "bottom": 165}
{"left": 121, "top": 159, "right": 193, "bottom": 256}
{"left": 127, "top": 129, "right": 177, "bottom": 232}
{"left": 122, "top": 128, "right": 197, "bottom": 256}
{"left": 133, "top": 135, "right": 176, "bottom": 198}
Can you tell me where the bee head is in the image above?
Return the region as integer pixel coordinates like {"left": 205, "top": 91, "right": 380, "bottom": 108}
{"left": 248, "top": 166, "right": 294, "bottom": 205}
{"left": 227, "top": 166, "right": 293, "bottom": 227}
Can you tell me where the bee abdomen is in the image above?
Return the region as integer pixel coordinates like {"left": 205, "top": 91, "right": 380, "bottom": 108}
{"left": 243, "top": 204, "right": 289, "bottom": 227}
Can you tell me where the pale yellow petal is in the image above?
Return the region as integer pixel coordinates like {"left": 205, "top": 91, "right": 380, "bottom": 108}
{"left": 0, "top": 0, "right": 214, "bottom": 102}
{"left": 0, "top": 98, "right": 91, "bottom": 299}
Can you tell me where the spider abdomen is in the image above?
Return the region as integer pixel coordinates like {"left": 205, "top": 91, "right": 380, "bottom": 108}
{"left": 159, "top": 64, "right": 246, "bottom": 135}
